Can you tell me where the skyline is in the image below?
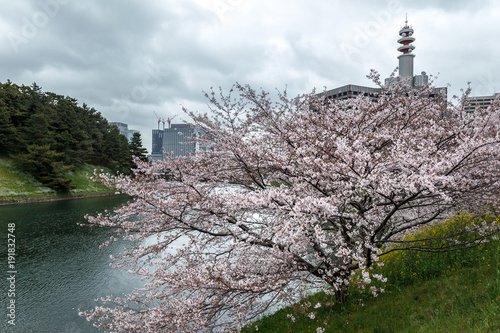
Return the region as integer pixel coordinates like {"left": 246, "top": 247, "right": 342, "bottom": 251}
{"left": 2, "top": 0, "right": 500, "bottom": 152}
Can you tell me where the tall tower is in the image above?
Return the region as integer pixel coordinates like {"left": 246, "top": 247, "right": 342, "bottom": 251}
{"left": 397, "top": 15, "right": 415, "bottom": 79}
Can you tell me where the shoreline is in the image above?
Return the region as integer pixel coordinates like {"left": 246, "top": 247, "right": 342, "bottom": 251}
{"left": 0, "top": 192, "right": 121, "bottom": 206}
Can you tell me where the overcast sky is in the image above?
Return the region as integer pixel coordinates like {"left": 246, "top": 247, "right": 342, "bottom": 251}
{"left": 2, "top": 0, "right": 499, "bottom": 152}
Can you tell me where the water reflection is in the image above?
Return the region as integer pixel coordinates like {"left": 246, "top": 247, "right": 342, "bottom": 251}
{"left": 0, "top": 196, "right": 142, "bottom": 333}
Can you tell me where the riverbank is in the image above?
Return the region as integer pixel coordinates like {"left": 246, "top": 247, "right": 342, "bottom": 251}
{"left": 242, "top": 215, "right": 500, "bottom": 332}
{"left": 244, "top": 260, "right": 500, "bottom": 332}
{"left": 0, "top": 157, "right": 119, "bottom": 205}
{"left": 0, "top": 192, "right": 122, "bottom": 206}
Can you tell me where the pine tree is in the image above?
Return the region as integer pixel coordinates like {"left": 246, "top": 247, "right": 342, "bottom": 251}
{"left": 129, "top": 132, "right": 148, "bottom": 162}
{"left": 13, "top": 144, "right": 74, "bottom": 190}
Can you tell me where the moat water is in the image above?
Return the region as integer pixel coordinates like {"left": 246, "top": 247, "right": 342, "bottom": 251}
{"left": 0, "top": 195, "right": 142, "bottom": 332}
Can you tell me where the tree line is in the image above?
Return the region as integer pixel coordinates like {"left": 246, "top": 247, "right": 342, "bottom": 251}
{"left": 0, "top": 80, "right": 148, "bottom": 190}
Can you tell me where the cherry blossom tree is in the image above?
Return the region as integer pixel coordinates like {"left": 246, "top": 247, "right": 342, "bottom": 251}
{"left": 81, "top": 72, "right": 500, "bottom": 332}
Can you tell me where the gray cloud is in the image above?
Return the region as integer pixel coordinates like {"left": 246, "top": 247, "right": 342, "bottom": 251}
{"left": 1, "top": 0, "right": 499, "bottom": 152}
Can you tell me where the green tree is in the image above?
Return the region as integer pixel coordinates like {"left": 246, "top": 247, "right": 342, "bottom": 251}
{"left": 0, "top": 81, "right": 29, "bottom": 154}
{"left": 100, "top": 126, "right": 133, "bottom": 174}
{"left": 0, "top": 100, "right": 18, "bottom": 155}
{"left": 51, "top": 95, "right": 92, "bottom": 165}
{"left": 129, "top": 132, "right": 148, "bottom": 162}
{"left": 0, "top": 79, "right": 138, "bottom": 182}
{"left": 13, "top": 144, "right": 74, "bottom": 190}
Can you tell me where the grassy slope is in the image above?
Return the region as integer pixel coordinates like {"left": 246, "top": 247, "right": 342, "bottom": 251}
{"left": 242, "top": 217, "right": 500, "bottom": 333}
{"left": 245, "top": 253, "right": 499, "bottom": 333}
{"left": 246, "top": 267, "right": 499, "bottom": 333}
{"left": 0, "top": 157, "right": 114, "bottom": 200}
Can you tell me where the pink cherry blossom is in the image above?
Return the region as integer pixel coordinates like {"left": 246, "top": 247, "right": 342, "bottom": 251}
{"left": 80, "top": 72, "right": 500, "bottom": 332}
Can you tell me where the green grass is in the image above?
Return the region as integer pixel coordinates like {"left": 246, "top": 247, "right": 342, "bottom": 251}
{"left": 242, "top": 214, "right": 500, "bottom": 333}
{"left": 63, "top": 163, "right": 115, "bottom": 194}
{"left": 0, "top": 157, "right": 55, "bottom": 198}
{"left": 0, "top": 157, "right": 114, "bottom": 200}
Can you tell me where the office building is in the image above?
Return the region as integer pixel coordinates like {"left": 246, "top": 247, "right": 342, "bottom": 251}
{"left": 109, "top": 122, "right": 129, "bottom": 137}
{"left": 324, "top": 17, "right": 446, "bottom": 102}
{"left": 464, "top": 93, "right": 500, "bottom": 113}
{"left": 151, "top": 123, "right": 211, "bottom": 160}
{"left": 110, "top": 122, "right": 140, "bottom": 141}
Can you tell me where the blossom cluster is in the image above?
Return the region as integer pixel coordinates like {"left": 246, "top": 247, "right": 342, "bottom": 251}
{"left": 81, "top": 74, "right": 500, "bottom": 332}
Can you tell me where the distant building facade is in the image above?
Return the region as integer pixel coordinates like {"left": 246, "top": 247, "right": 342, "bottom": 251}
{"left": 109, "top": 122, "right": 129, "bottom": 137}
{"left": 151, "top": 129, "right": 164, "bottom": 160}
{"left": 321, "top": 17, "right": 500, "bottom": 118}
{"left": 323, "top": 17, "right": 447, "bottom": 102}
{"left": 322, "top": 84, "right": 382, "bottom": 101}
{"left": 464, "top": 93, "right": 499, "bottom": 113}
{"left": 151, "top": 123, "right": 211, "bottom": 160}
{"left": 110, "top": 122, "right": 140, "bottom": 141}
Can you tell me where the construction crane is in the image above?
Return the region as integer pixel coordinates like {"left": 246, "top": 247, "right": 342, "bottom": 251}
{"left": 166, "top": 115, "right": 177, "bottom": 129}
{"left": 153, "top": 111, "right": 161, "bottom": 130}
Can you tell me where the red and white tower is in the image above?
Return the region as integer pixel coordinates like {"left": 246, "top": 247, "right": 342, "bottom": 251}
{"left": 397, "top": 15, "right": 415, "bottom": 79}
